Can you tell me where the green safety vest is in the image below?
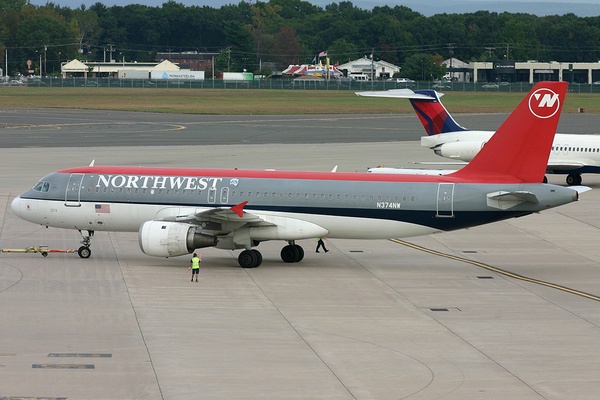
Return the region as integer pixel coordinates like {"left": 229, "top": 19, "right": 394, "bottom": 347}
{"left": 191, "top": 256, "right": 200, "bottom": 269}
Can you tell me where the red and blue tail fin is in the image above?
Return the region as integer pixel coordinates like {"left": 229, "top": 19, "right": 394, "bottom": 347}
{"left": 450, "top": 81, "right": 568, "bottom": 183}
{"left": 410, "top": 90, "right": 468, "bottom": 135}
{"left": 355, "top": 88, "right": 467, "bottom": 135}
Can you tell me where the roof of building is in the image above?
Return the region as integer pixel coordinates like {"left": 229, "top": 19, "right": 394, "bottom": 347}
{"left": 337, "top": 56, "right": 400, "bottom": 72}
{"left": 61, "top": 59, "right": 181, "bottom": 74}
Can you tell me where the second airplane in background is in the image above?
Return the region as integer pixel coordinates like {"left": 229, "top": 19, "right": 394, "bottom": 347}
{"left": 357, "top": 87, "right": 600, "bottom": 185}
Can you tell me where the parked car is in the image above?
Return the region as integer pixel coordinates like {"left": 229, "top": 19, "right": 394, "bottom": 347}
{"left": 482, "top": 83, "right": 500, "bottom": 89}
{"left": 432, "top": 82, "right": 450, "bottom": 89}
{"left": 390, "top": 77, "right": 415, "bottom": 84}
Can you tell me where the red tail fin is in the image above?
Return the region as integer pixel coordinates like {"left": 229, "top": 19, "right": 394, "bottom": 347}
{"left": 450, "top": 81, "right": 568, "bottom": 183}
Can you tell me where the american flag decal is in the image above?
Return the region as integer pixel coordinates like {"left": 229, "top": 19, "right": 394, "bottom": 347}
{"left": 95, "top": 204, "right": 111, "bottom": 213}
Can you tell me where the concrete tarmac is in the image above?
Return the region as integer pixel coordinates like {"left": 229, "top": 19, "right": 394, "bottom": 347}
{"left": 1, "top": 111, "right": 600, "bottom": 399}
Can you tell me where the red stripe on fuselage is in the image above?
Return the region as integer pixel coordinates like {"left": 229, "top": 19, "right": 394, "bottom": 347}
{"left": 58, "top": 166, "right": 452, "bottom": 183}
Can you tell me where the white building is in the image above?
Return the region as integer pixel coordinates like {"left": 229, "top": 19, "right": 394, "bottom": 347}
{"left": 442, "top": 58, "right": 471, "bottom": 82}
{"left": 337, "top": 56, "right": 400, "bottom": 80}
{"left": 61, "top": 59, "right": 182, "bottom": 79}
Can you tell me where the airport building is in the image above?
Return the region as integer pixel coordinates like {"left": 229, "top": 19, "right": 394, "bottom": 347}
{"left": 61, "top": 59, "right": 183, "bottom": 79}
{"left": 337, "top": 57, "right": 401, "bottom": 80}
{"left": 61, "top": 50, "right": 220, "bottom": 79}
{"left": 445, "top": 59, "right": 600, "bottom": 84}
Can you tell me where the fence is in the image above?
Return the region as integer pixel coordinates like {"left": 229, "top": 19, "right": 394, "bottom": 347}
{"left": 15, "top": 78, "right": 600, "bottom": 94}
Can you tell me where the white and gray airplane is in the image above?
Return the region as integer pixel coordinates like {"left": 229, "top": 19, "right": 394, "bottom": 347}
{"left": 11, "top": 82, "right": 587, "bottom": 268}
{"left": 358, "top": 87, "right": 600, "bottom": 185}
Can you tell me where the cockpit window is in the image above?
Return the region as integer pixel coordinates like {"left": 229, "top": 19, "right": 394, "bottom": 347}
{"left": 33, "top": 181, "right": 50, "bottom": 192}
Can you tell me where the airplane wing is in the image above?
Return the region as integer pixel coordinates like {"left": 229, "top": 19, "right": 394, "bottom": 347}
{"left": 411, "top": 161, "right": 467, "bottom": 166}
{"left": 355, "top": 89, "right": 440, "bottom": 99}
{"left": 166, "top": 202, "right": 272, "bottom": 226}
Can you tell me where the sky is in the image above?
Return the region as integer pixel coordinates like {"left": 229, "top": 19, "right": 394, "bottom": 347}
{"left": 26, "top": 0, "right": 600, "bottom": 17}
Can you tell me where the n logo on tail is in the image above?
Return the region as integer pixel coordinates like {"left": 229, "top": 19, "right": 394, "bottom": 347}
{"left": 529, "top": 89, "right": 561, "bottom": 119}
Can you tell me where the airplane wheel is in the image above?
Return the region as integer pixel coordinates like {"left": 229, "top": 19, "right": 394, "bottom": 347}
{"left": 41, "top": 252, "right": 48, "bottom": 257}
{"left": 238, "top": 249, "right": 259, "bottom": 268}
{"left": 281, "top": 244, "right": 300, "bottom": 263}
{"left": 294, "top": 245, "right": 304, "bottom": 262}
{"left": 251, "top": 249, "right": 263, "bottom": 267}
{"left": 566, "top": 174, "right": 582, "bottom": 186}
{"left": 78, "top": 246, "right": 91, "bottom": 259}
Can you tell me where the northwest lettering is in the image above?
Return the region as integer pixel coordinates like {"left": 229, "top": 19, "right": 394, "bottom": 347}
{"left": 96, "top": 175, "right": 224, "bottom": 190}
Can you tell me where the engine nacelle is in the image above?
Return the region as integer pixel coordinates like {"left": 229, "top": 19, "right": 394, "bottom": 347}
{"left": 434, "top": 141, "right": 487, "bottom": 161}
{"left": 139, "top": 221, "right": 217, "bottom": 257}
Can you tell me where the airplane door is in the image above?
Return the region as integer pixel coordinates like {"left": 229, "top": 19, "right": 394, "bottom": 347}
{"left": 220, "top": 187, "right": 229, "bottom": 204}
{"left": 208, "top": 187, "right": 216, "bottom": 204}
{"left": 436, "top": 183, "right": 454, "bottom": 217}
{"left": 65, "top": 173, "right": 84, "bottom": 207}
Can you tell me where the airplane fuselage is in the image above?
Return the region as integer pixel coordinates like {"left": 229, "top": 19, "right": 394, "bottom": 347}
{"left": 9, "top": 83, "right": 584, "bottom": 267}
{"left": 12, "top": 167, "right": 579, "bottom": 242}
{"left": 422, "top": 131, "right": 600, "bottom": 184}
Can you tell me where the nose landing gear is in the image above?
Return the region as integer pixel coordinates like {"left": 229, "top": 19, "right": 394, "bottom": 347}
{"left": 77, "top": 230, "right": 94, "bottom": 259}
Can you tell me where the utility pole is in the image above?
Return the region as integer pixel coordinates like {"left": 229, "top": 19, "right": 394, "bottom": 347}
{"left": 227, "top": 47, "right": 231, "bottom": 71}
{"left": 447, "top": 43, "right": 454, "bottom": 81}
{"left": 370, "top": 48, "right": 374, "bottom": 88}
{"left": 106, "top": 44, "right": 115, "bottom": 62}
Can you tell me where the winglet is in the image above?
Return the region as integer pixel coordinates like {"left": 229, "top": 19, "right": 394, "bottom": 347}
{"left": 230, "top": 201, "right": 248, "bottom": 218}
{"left": 450, "top": 81, "right": 568, "bottom": 183}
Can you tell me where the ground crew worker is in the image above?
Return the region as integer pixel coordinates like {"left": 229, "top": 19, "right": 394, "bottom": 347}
{"left": 190, "top": 253, "right": 201, "bottom": 282}
{"left": 316, "top": 238, "right": 329, "bottom": 253}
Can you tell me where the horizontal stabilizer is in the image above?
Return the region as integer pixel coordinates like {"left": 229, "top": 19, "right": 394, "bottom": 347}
{"left": 355, "top": 89, "right": 439, "bottom": 100}
{"left": 486, "top": 191, "right": 539, "bottom": 210}
{"left": 570, "top": 186, "right": 592, "bottom": 195}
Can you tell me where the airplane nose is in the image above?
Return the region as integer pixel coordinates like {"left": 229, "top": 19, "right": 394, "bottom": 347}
{"left": 11, "top": 196, "right": 21, "bottom": 218}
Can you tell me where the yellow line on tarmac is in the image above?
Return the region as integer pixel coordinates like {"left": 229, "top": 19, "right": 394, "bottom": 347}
{"left": 390, "top": 238, "right": 600, "bottom": 302}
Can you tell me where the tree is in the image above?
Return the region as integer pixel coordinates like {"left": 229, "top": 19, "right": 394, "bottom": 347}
{"left": 70, "top": 8, "right": 101, "bottom": 60}
{"left": 15, "top": 7, "right": 76, "bottom": 76}
{"left": 0, "top": 0, "right": 27, "bottom": 13}
{"left": 274, "top": 27, "right": 300, "bottom": 67}
{"left": 402, "top": 53, "right": 446, "bottom": 81}
{"left": 327, "top": 38, "right": 357, "bottom": 64}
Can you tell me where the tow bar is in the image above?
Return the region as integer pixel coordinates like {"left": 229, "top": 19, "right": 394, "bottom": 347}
{"left": 1, "top": 245, "right": 76, "bottom": 257}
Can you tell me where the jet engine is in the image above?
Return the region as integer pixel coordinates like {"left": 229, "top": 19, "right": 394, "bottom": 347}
{"left": 139, "top": 221, "right": 217, "bottom": 257}
{"left": 433, "top": 141, "right": 487, "bottom": 161}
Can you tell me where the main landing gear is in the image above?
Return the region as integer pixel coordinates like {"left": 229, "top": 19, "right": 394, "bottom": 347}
{"left": 237, "top": 241, "right": 304, "bottom": 268}
{"left": 77, "top": 230, "right": 94, "bottom": 259}
{"left": 566, "top": 173, "right": 582, "bottom": 186}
